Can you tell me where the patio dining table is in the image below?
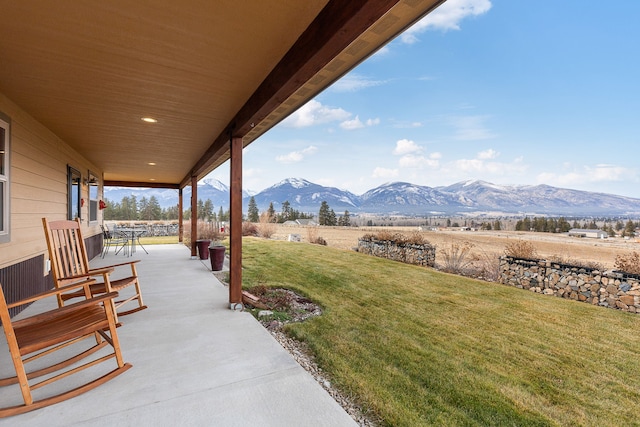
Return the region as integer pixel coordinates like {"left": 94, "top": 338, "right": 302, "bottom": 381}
{"left": 116, "top": 227, "right": 148, "bottom": 255}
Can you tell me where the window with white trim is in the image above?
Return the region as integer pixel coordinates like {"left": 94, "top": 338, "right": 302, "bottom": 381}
{"left": 68, "top": 166, "right": 81, "bottom": 221}
{"left": 88, "top": 171, "right": 99, "bottom": 223}
{"left": 0, "top": 113, "right": 10, "bottom": 243}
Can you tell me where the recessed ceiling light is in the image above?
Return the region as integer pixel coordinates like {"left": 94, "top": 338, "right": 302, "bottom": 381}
{"left": 141, "top": 117, "right": 157, "bottom": 123}
{"left": 148, "top": 162, "right": 157, "bottom": 166}
{"left": 149, "top": 178, "right": 156, "bottom": 181}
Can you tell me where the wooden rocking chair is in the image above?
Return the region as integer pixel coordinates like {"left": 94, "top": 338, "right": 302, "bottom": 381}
{"left": 0, "top": 279, "right": 131, "bottom": 417}
{"left": 42, "top": 218, "right": 147, "bottom": 323}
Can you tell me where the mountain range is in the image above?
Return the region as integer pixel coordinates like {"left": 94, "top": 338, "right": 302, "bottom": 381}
{"left": 104, "top": 178, "right": 640, "bottom": 216}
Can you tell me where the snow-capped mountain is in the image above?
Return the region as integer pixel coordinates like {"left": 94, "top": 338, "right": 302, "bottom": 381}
{"left": 435, "top": 180, "right": 640, "bottom": 215}
{"left": 252, "top": 178, "right": 359, "bottom": 213}
{"left": 104, "top": 178, "right": 640, "bottom": 216}
{"left": 360, "top": 182, "right": 463, "bottom": 213}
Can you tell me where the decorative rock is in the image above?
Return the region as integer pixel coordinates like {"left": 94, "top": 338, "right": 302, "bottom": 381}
{"left": 499, "top": 256, "right": 640, "bottom": 315}
{"left": 620, "top": 295, "right": 635, "bottom": 306}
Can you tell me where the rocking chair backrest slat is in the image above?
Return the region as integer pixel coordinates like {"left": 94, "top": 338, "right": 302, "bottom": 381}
{"left": 43, "top": 219, "right": 91, "bottom": 283}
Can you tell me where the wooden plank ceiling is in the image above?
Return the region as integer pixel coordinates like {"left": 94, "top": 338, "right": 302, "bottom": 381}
{"left": 0, "top": 0, "right": 445, "bottom": 189}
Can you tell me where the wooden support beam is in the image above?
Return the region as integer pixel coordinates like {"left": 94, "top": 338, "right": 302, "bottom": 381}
{"left": 229, "top": 136, "right": 243, "bottom": 307}
{"left": 178, "top": 188, "right": 184, "bottom": 243}
{"left": 190, "top": 176, "right": 198, "bottom": 258}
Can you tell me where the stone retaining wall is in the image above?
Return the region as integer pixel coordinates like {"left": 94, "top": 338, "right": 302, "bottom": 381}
{"left": 357, "top": 239, "right": 436, "bottom": 267}
{"left": 499, "top": 256, "right": 640, "bottom": 313}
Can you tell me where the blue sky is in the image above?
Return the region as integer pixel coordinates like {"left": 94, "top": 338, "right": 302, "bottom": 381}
{"left": 207, "top": 0, "right": 640, "bottom": 198}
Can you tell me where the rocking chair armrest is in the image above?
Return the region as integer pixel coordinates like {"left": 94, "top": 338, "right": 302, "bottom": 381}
{"left": 11, "top": 291, "right": 119, "bottom": 329}
{"left": 7, "top": 278, "right": 99, "bottom": 309}
{"left": 57, "top": 273, "right": 96, "bottom": 286}
{"left": 86, "top": 266, "right": 116, "bottom": 276}
{"left": 90, "top": 259, "right": 141, "bottom": 271}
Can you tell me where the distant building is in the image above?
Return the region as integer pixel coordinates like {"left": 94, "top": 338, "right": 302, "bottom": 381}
{"left": 568, "top": 229, "right": 608, "bottom": 239}
{"left": 282, "top": 219, "right": 318, "bottom": 227}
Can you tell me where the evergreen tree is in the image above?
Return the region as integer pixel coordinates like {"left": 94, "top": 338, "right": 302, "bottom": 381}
{"left": 557, "top": 217, "right": 571, "bottom": 233}
{"left": 247, "top": 196, "right": 259, "bottom": 222}
{"left": 197, "top": 199, "right": 205, "bottom": 220}
{"left": 280, "top": 200, "right": 292, "bottom": 223}
{"left": 328, "top": 208, "right": 337, "bottom": 226}
{"left": 624, "top": 220, "right": 636, "bottom": 237}
{"left": 318, "top": 201, "right": 331, "bottom": 225}
{"left": 163, "top": 204, "right": 179, "bottom": 220}
{"left": 338, "top": 210, "right": 350, "bottom": 226}
{"left": 121, "top": 195, "right": 138, "bottom": 220}
{"left": 103, "top": 197, "right": 118, "bottom": 220}
{"left": 493, "top": 220, "right": 502, "bottom": 231}
{"left": 138, "top": 197, "right": 151, "bottom": 220}
{"left": 267, "top": 202, "right": 276, "bottom": 222}
{"left": 203, "top": 199, "right": 214, "bottom": 221}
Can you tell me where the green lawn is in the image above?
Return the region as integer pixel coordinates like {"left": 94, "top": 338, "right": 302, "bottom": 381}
{"left": 242, "top": 237, "right": 640, "bottom": 426}
{"left": 137, "top": 235, "right": 179, "bottom": 245}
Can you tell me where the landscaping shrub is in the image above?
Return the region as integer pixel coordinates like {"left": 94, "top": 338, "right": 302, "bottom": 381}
{"left": 470, "top": 249, "right": 501, "bottom": 281}
{"left": 615, "top": 251, "right": 640, "bottom": 275}
{"left": 360, "top": 231, "right": 430, "bottom": 246}
{"left": 548, "top": 254, "right": 605, "bottom": 271}
{"left": 439, "top": 241, "right": 475, "bottom": 275}
{"left": 504, "top": 240, "right": 538, "bottom": 259}
{"left": 307, "top": 227, "right": 327, "bottom": 245}
{"left": 242, "top": 221, "right": 259, "bottom": 236}
{"left": 257, "top": 212, "right": 276, "bottom": 238}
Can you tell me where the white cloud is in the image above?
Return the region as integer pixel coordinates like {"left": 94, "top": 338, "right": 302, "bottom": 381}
{"left": 393, "top": 139, "right": 423, "bottom": 155}
{"left": 477, "top": 148, "right": 499, "bottom": 159}
{"left": 340, "top": 116, "right": 379, "bottom": 130}
{"left": 453, "top": 154, "right": 524, "bottom": 175}
{"left": 372, "top": 167, "right": 399, "bottom": 178}
{"left": 401, "top": 0, "right": 492, "bottom": 43}
{"left": 275, "top": 146, "right": 318, "bottom": 164}
{"left": 447, "top": 115, "right": 496, "bottom": 141}
{"left": 536, "top": 164, "right": 636, "bottom": 187}
{"left": 340, "top": 116, "right": 365, "bottom": 130}
{"left": 281, "top": 100, "right": 350, "bottom": 128}
{"left": 331, "top": 74, "right": 387, "bottom": 92}
{"left": 399, "top": 153, "right": 440, "bottom": 169}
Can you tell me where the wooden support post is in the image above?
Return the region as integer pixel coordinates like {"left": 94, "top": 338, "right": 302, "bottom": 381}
{"left": 229, "top": 136, "right": 243, "bottom": 308}
{"left": 178, "top": 187, "right": 184, "bottom": 243}
{"left": 190, "top": 175, "right": 198, "bottom": 258}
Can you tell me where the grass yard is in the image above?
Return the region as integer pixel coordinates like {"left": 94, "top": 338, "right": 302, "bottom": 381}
{"left": 137, "top": 235, "right": 179, "bottom": 245}
{"left": 242, "top": 237, "right": 640, "bottom": 426}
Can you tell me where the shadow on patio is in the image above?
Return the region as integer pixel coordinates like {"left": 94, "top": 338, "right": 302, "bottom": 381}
{"left": 0, "top": 244, "right": 355, "bottom": 426}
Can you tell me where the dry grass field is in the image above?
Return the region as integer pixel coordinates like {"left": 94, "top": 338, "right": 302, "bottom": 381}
{"left": 271, "top": 224, "right": 640, "bottom": 270}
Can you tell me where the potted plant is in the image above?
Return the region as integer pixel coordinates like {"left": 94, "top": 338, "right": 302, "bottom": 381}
{"left": 209, "top": 240, "right": 226, "bottom": 271}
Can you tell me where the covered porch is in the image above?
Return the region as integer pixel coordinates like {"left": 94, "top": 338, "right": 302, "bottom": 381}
{"left": 0, "top": 245, "right": 356, "bottom": 426}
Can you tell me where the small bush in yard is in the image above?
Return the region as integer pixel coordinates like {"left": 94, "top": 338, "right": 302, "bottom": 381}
{"left": 439, "top": 241, "right": 475, "bottom": 275}
{"left": 548, "top": 254, "right": 605, "bottom": 271}
{"left": 242, "top": 221, "right": 259, "bottom": 236}
{"left": 614, "top": 251, "right": 640, "bottom": 275}
{"left": 360, "top": 232, "right": 430, "bottom": 246}
{"left": 504, "top": 240, "right": 538, "bottom": 259}
{"left": 257, "top": 212, "right": 276, "bottom": 238}
{"left": 307, "top": 227, "right": 327, "bottom": 245}
{"left": 470, "top": 249, "right": 501, "bottom": 281}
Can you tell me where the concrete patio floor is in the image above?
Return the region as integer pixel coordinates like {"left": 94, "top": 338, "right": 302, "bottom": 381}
{"left": 0, "top": 244, "right": 356, "bottom": 426}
